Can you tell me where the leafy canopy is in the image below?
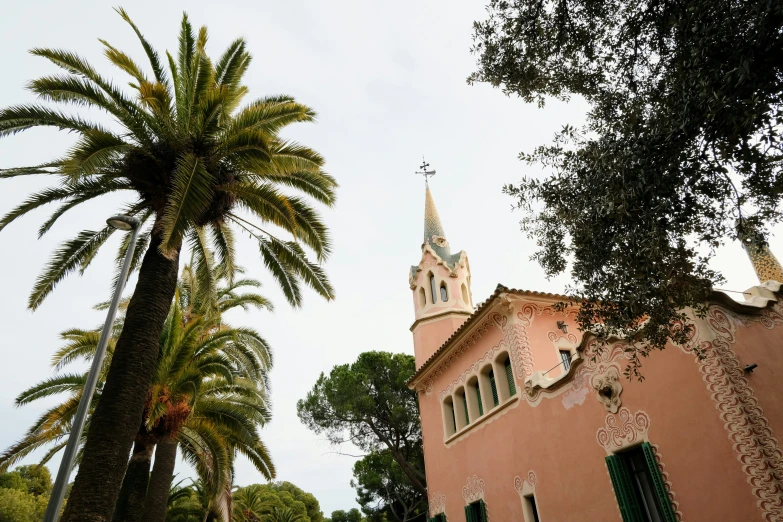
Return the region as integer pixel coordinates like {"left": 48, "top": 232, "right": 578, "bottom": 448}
{"left": 470, "top": 0, "right": 783, "bottom": 376}
{"left": 351, "top": 451, "right": 426, "bottom": 522}
{"left": 296, "top": 352, "right": 426, "bottom": 503}
{"left": 0, "top": 8, "right": 337, "bottom": 310}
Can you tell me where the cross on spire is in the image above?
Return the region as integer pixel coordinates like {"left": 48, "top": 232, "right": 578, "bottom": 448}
{"left": 415, "top": 157, "right": 436, "bottom": 185}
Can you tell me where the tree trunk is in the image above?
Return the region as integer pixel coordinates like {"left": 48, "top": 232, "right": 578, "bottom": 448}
{"left": 142, "top": 439, "right": 178, "bottom": 522}
{"left": 61, "top": 231, "right": 180, "bottom": 522}
{"left": 112, "top": 438, "right": 154, "bottom": 522}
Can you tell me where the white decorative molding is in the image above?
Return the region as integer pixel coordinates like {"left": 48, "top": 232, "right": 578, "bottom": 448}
{"left": 428, "top": 492, "right": 446, "bottom": 517}
{"left": 686, "top": 304, "right": 783, "bottom": 520}
{"left": 595, "top": 407, "right": 650, "bottom": 454}
{"left": 513, "top": 470, "right": 537, "bottom": 496}
{"left": 462, "top": 475, "right": 485, "bottom": 504}
{"left": 651, "top": 444, "right": 684, "bottom": 522}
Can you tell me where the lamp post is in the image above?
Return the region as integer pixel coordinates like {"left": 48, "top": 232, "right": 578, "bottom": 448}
{"left": 43, "top": 215, "right": 141, "bottom": 522}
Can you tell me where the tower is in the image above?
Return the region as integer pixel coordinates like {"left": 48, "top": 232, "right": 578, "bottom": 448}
{"left": 409, "top": 180, "right": 473, "bottom": 367}
{"left": 742, "top": 235, "right": 783, "bottom": 284}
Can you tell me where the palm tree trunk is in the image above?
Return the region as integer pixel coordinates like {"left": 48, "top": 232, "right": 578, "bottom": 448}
{"left": 142, "top": 439, "right": 178, "bottom": 522}
{"left": 112, "top": 438, "right": 154, "bottom": 522}
{"left": 61, "top": 231, "right": 181, "bottom": 522}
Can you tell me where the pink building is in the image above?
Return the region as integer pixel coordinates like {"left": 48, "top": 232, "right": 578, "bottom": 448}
{"left": 407, "top": 185, "right": 783, "bottom": 522}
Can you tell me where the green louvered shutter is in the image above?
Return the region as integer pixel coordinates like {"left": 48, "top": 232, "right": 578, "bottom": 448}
{"left": 478, "top": 500, "right": 488, "bottom": 522}
{"left": 641, "top": 442, "right": 678, "bottom": 522}
{"left": 464, "top": 504, "right": 473, "bottom": 522}
{"left": 504, "top": 358, "right": 516, "bottom": 396}
{"left": 439, "top": 514, "right": 447, "bottom": 522}
{"left": 450, "top": 406, "right": 457, "bottom": 433}
{"left": 489, "top": 370, "right": 499, "bottom": 407}
{"left": 475, "top": 385, "right": 484, "bottom": 416}
{"left": 605, "top": 454, "right": 644, "bottom": 522}
{"left": 463, "top": 396, "right": 470, "bottom": 424}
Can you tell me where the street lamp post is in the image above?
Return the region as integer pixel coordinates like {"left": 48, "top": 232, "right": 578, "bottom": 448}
{"left": 43, "top": 215, "right": 141, "bottom": 522}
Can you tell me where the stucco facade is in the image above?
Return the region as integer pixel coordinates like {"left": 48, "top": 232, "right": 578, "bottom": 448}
{"left": 407, "top": 186, "right": 783, "bottom": 522}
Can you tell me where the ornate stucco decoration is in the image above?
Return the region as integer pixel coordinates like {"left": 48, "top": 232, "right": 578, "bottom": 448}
{"left": 428, "top": 492, "right": 446, "bottom": 517}
{"left": 595, "top": 407, "right": 650, "bottom": 454}
{"left": 591, "top": 367, "right": 623, "bottom": 413}
{"left": 462, "top": 475, "right": 485, "bottom": 504}
{"left": 513, "top": 470, "right": 537, "bottom": 497}
{"left": 561, "top": 341, "right": 628, "bottom": 410}
{"left": 683, "top": 304, "right": 783, "bottom": 520}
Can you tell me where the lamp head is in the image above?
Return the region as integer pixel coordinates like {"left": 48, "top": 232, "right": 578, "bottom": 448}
{"left": 106, "top": 215, "right": 140, "bottom": 231}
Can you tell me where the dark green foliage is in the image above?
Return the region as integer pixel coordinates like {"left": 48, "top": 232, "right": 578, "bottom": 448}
{"left": 351, "top": 451, "right": 426, "bottom": 522}
{"left": 0, "top": 466, "right": 54, "bottom": 522}
{"left": 297, "top": 352, "right": 426, "bottom": 521}
{"left": 0, "top": 466, "right": 51, "bottom": 497}
{"left": 297, "top": 352, "right": 426, "bottom": 499}
{"left": 470, "top": 0, "right": 783, "bottom": 377}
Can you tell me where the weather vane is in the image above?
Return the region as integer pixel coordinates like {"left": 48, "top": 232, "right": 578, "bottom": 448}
{"left": 415, "top": 157, "right": 436, "bottom": 185}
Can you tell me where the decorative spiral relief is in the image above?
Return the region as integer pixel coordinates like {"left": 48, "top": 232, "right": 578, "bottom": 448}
{"left": 462, "top": 475, "right": 485, "bottom": 503}
{"left": 690, "top": 305, "right": 783, "bottom": 521}
{"left": 596, "top": 407, "right": 650, "bottom": 453}
{"left": 428, "top": 492, "right": 446, "bottom": 517}
{"left": 513, "top": 470, "right": 537, "bottom": 494}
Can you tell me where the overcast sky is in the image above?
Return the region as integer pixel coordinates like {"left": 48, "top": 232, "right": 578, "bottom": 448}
{"left": 1, "top": 0, "right": 781, "bottom": 516}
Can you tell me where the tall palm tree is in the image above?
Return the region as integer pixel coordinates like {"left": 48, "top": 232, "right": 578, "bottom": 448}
{"left": 0, "top": 9, "right": 335, "bottom": 521}
{"left": 1, "top": 265, "right": 275, "bottom": 522}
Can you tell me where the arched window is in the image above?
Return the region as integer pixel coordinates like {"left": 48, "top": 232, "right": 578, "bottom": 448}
{"left": 429, "top": 273, "right": 437, "bottom": 304}
{"left": 440, "top": 282, "right": 448, "bottom": 302}
{"left": 488, "top": 368, "right": 499, "bottom": 407}
{"left": 468, "top": 377, "right": 483, "bottom": 417}
{"left": 418, "top": 287, "right": 426, "bottom": 307}
{"left": 461, "top": 283, "right": 469, "bottom": 305}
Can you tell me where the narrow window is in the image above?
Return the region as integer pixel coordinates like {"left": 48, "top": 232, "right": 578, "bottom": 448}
{"left": 443, "top": 398, "right": 456, "bottom": 437}
{"left": 440, "top": 282, "right": 448, "bottom": 302}
{"left": 489, "top": 369, "right": 499, "bottom": 407}
{"left": 464, "top": 500, "right": 488, "bottom": 522}
{"left": 474, "top": 381, "right": 483, "bottom": 416}
{"left": 504, "top": 357, "right": 516, "bottom": 396}
{"left": 605, "top": 442, "right": 677, "bottom": 522}
{"left": 463, "top": 393, "right": 470, "bottom": 425}
{"left": 560, "top": 350, "right": 572, "bottom": 372}
{"left": 523, "top": 496, "right": 540, "bottom": 522}
{"left": 430, "top": 273, "right": 437, "bottom": 304}
{"left": 461, "top": 283, "right": 469, "bottom": 305}
{"left": 419, "top": 287, "right": 426, "bottom": 307}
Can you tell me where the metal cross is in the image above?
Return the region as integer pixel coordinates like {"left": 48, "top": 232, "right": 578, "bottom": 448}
{"left": 415, "top": 157, "right": 436, "bottom": 184}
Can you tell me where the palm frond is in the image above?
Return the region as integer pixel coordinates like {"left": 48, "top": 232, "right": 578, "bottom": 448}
{"left": 159, "top": 153, "right": 216, "bottom": 255}
{"left": 29, "top": 226, "right": 114, "bottom": 310}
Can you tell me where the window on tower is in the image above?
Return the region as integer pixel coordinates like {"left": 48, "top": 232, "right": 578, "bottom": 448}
{"left": 440, "top": 282, "right": 448, "bottom": 302}
{"left": 430, "top": 273, "right": 438, "bottom": 303}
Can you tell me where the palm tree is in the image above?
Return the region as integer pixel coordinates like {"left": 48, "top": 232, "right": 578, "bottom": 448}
{"left": 0, "top": 9, "right": 336, "bottom": 520}
{"left": 1, "top": 264, "right": 275, "bottom": 522}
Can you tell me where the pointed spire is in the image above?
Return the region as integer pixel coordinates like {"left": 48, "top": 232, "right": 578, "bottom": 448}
{"left": 742, "top": 238, "right": 783, "bottom": 284}
{"left": 423, "top": 185, "right": 452, "bottom": 260}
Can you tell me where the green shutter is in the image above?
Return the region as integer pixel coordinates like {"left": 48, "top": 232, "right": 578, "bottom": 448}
{"left": 475, "top": 384, "right": 483, "bottom": 416}
{"left": 463, "top": 395, "right": 470, "bottom": 425}
{"left": 641, "top": 442, "right": 678, "bottom": 522}
{"left": 450, "top": 405, "right": 457, "bottom": 433}
{"left": 464, "top": 505, "right": 473, "bottom": 522}
{"left": 489, "top": 370, "right": 499, "bottom": 407}
{"left": 439, "top": 514, "right": 447, "bottom": 522}
{"left": 478, "top": 500, "right": 488, "bottom": 522}
{"left": 605, "top": 454, "right": 644, "bottom": 522}
{"left": 504, "top": 358, "right": 516, "bottom": 396}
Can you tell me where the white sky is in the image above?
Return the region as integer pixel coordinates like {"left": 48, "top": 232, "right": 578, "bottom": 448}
{"left": 1, "top": 0, "right": 780, "bottom": 516}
